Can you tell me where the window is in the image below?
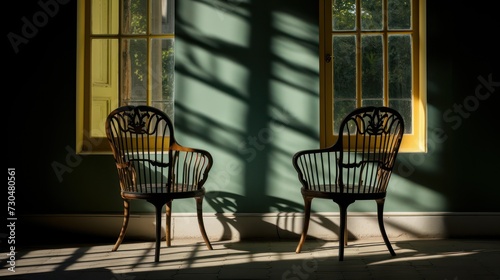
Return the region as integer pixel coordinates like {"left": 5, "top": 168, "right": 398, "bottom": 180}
{"left": 320, "top": 0, "right": 426, "bottom": 152}
{"left": 76, "top": 0, "right": 175, "bottom": 154}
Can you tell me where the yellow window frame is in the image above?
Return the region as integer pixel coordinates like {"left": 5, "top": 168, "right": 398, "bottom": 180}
{"left": 319, "top": 0, "right": 427, "bottom": 153}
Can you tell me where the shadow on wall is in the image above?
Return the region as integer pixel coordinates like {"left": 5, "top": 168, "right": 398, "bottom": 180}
{"left": 205, "top": 191, "right": 310, "bottom": 240}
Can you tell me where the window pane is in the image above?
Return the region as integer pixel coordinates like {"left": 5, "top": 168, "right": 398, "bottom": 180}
{"left": 91, "top": 0, "right": 118, "bottom": 35}
{"left": 333, "top": 35, "right": 356, "bottom": 134}
{"left": 151, "top": 0, "right": 175, "bottom": 34}
{"left": 362, "top": 100, "right": 384, "bottom": 107}
{"left": 388, "top": 35, "right": 412, "bottom": 100}
{"left": 121, "top": 39, "right": 148, "bottom": 105}
{"left": 151, "top": 39, "right": 175, "bottom": 119}
{"left": 389, "top": 100, "right": 412, "bottom": 133}
{"left": 389, "top": 35, "right": 412, "bottom": 134}
{"left": 361, "top": 0, "right": 382, "bottom": 30}
{"left": 334, "top": 101, "right": 356, "bottom": 134}
{"left": 122, "top": 0, "right": 147, "bottom": 35}
{"left": 361, "top": 35, "right": 383, "bottom": 100}
{"left": 388, "top": 0, "right": 411, "bottom": 29}
{"left": 333, "top": 35, "right": 356, "bottom": 99}
{"left": 332, "top": 0, "right": 356, "bottom": 31}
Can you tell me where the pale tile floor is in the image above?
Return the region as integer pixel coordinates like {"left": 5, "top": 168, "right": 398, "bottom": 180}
{"left": 1, "top": 237, "right": 499, "bottom": 280}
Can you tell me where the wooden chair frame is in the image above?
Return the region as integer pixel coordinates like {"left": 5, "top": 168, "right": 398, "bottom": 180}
{"left": 293, "top": 106, "right": 404, "bottom": 261}
{"left": 106, "top": 105, "right": 213, "bottom": 262}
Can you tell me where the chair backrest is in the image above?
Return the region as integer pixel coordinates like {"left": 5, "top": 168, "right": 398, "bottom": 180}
{"left": 106, "top": 105, "right": 213, "bottom": 194}
{"left": 293, "top": 106, "right": 404, "bottom": 194}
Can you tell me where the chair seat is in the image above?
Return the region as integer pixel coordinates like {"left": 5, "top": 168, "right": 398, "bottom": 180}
{"left": 122, "top": 185, "right": 206, "bottom": 200}
{"left": 302, "top": 185, "right": 387, "bottom": 200}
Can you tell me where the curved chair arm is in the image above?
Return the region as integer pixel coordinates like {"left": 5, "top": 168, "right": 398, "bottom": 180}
{"left": 169, "top": 143, "right": 213, "bottom": 192}
{"left": 292, "top": 144, "right": 342, "bottom": 193}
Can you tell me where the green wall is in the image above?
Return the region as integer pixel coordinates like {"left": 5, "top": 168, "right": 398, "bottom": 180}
{"left": 5, "top": 0, "right": 500, "bottom": 222}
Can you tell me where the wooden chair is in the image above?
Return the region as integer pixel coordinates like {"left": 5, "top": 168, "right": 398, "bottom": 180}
{"left": 105, "top": 105, "right": 213, "bottom": 262}
{"left": 293, "top": 106, "right": 404, "bottom": 261}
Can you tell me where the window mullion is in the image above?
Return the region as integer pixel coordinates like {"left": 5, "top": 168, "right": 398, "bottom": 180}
{"left": 383, "top": 0, "right": 389, "bottom": 106}
{"left": 147, "top": 0, "right": 151, "bottom": 106}
{"left": 118, "top": 0, "right": 123, "bottom": 107}
{"left": 147, "top": 38, "right": 152, "bottom": 106}
{"left": 355, "top": 0, "right": 362, "bottom": 107}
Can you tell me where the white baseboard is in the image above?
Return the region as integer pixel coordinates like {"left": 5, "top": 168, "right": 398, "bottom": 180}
{"left": 19, "top": 212, "right": 500, "bottom": 242}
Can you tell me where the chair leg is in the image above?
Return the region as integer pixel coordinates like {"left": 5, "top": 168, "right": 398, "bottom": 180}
{"left": 344, "top": 215, "right": 348, "bottom": 246}
{"left": 336, "top": 199, "right": 354, "bottom": 261}
{"left": 153, "top": 203, "right": 164, "bottom": 262}
{"left": 196, "top": 196, "right": 213, "bottom": 250}
{"left": 112, "top": 200, "right": 130, "bottom": 252}
{"left": 296, "top": 196, "right": 313, "bottom": 253}
{"left": 376, "top": 199, "right": 396, "bottom": 256}
{"left": 165, "top": 200, "right": 172, "bottom": 247}
{"left": 338, "top": 203, "right": 347, "bottom": 261}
